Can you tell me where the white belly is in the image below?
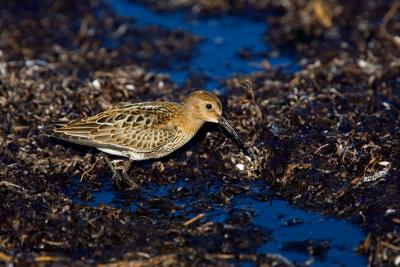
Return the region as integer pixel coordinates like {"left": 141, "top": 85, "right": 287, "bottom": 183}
{"left": 97, "top": 148, "right": 148, "bottom": 160}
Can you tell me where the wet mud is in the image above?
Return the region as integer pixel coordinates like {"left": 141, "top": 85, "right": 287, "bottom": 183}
{"left": 1, "top": 0, "right": 399, "bottom": 266}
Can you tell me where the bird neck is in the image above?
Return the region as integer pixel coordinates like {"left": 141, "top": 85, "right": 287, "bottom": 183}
{"left": 176, "top": 105, "right": 205, "bottom": 135}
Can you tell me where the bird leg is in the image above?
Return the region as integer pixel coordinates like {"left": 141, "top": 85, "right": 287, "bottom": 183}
{"left": 101, "top": 152, "right": 123, "bottom": 189}
{"left": 122, "top": 159, "right": 139, "bottom": 190}
{"left": 100, "top": 152, "right": 138, "bottom": 190}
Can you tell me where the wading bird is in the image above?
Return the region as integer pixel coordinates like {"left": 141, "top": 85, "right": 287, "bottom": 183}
{"left": 53, "top": 91, "right": 249, "bottom": 188}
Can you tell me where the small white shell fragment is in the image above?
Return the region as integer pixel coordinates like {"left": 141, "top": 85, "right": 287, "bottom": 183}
{"left": 358, "top": 59, "right": 368, "bottom": 68}
{"left": 236, "top": 163, "right": 245, "bottom": 171}
{"left": 378, "top": 161, "right": 390, "bottom": 167}
{"left": 382, "top": 102, "right": 391, "bottom": 110}
{"left": 245, "top": 156, "right": 252, "bottom": 162}
{"left": 394, "top": 36, "right": 400, "bottom": 46}
{"left": 394, "top": 255, "right": 400, "bottom": 266}
{"left": 91, "top": 79, "right": 101, "bottom": 90}
{"left": 385, "top": 208, "right": 396, "bottom": 215}
{"left": 125, "top": 84, "right": 135, "bottom": 90}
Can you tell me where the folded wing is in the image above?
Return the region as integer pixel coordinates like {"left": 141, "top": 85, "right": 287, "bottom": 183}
{"left": 53, "top": 102, "right": 180, "bottom": 153}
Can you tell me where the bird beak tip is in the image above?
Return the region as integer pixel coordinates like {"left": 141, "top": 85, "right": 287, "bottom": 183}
{"left": 218, "top": 117, "right": 252, "bottom": 157}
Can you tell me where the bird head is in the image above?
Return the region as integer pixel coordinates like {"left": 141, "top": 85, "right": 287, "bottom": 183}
{"left": 183, "top": 91, "right": 251, "bottom": 156}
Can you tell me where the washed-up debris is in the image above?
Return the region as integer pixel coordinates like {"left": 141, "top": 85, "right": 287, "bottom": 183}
{"left": 1, "top": 0, "right": 400, "bottom": 266}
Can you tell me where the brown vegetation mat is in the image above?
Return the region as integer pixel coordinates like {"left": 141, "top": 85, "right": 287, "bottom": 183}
{"left": 1, "top": 0, "right": 400, "bottom": 266}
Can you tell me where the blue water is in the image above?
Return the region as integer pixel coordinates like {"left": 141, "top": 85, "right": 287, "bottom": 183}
{"left": 78, "top": 1, "right": 366, "bottom": 265}
{"left": 107, "top": 0, "right": 295, "bottom": 89}
{"left": 68, "top": 176, "right": 365, "bottom": 266}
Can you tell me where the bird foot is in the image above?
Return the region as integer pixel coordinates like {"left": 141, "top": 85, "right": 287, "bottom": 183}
{"left": 110, "top": 168, "right": 139, "bottom": 190}
{"left": 121, "top": 170, "right": 139, "bottom": 190}
{"left": 101, "top": 152, "right": 139, "bottom": 190}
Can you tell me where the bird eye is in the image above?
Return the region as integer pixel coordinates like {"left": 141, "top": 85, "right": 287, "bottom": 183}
{"left": 205, "top": 103, "right": 213, "bottom": 110}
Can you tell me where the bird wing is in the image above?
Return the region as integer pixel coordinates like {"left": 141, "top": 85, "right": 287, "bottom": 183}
{"left": 53, "top": 102, "right": 180, "bottom": 152}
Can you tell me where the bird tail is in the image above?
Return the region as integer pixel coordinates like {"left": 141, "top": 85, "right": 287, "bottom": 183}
{"left": 38, "top": 121, "right": 67, "bottom": 137}
{"left": 46, "top": 120, "right": 104, "bottom": 148}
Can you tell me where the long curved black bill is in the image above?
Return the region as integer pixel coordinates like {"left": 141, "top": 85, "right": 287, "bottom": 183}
{"left": 218, "top": 116, "right": 251, "bottom": 157}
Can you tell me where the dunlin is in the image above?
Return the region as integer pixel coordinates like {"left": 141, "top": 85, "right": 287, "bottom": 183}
{"left": 53, "top": 91, "right": 249, "bottom": 188}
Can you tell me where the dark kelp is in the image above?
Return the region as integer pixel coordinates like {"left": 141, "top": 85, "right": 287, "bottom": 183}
{"left": 1, "top": 0, "right": 399, "bottom": 266}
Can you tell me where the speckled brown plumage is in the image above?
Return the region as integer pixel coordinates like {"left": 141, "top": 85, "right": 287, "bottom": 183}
{"left": 54, "top": 102, "right": 185, "bottom": 160}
